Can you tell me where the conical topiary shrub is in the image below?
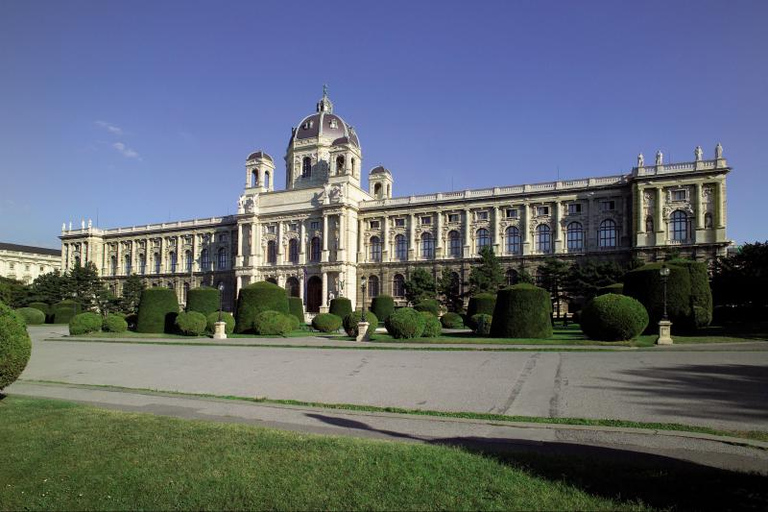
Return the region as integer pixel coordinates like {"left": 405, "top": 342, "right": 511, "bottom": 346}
{"left": 186, "top": 287, "right": 220, "bottom": 316}
{"left": 136, "top": 288, "right": 180, "bottom": 333}
{"left": 370, "top": 295, "right": 395, "bottom": 323}
{"left": 329, "top": 297, "right": 352, "bottom": 319}
{"left": 466, "top": 293, "right": 496, "bottom": 329}
{"left": 235, "top": 281, "right": 290, "bottom": 334}
{"left": 490, "top": 284, "right": 552, "bottom": 338}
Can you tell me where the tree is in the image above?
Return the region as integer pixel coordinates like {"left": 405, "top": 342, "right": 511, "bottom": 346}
{"left": 95, "top": 287, "right": 120, "bottom": 316}
{"left": 403, "top": 268, "right": 436, "bottom": 304}
{"left": 566, "top": 258, "right": 626, "bottom": 306}
{"left": 437, "top": 268, "right": 463, "bottom": 312}
{"left": 712, "top": 241, "right": 768, "bottom": 311}
{"left": 64, "top": 261, "right": 103, "bottom": 311}
{"left": 120, "top": 274, "right": 146, "bottom": 314}
{"left": 28, "top": 270, "right": 69, "bottom": 304}
{"left": 538, "top": 258, "right": 571, "bottom": 321}
{"left": 468, "top": 246, "right": 504, "bottom": 295}
{"left": 0, "top": 277, "right": 29, "bottom": 308}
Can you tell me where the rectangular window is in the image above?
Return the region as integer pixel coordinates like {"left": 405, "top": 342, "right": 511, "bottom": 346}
{"left": 536, "top": 206, "right": 549, "bottom": 216}
{"left": 600, "top": 201, "right": 616, "bottom": 212}
{"left": 310, "top": 221, "right": 320, "bottom": 230}
{"left": 568, "top": 203, "right": 582, "bottom": 214}
{"left": 477, "top": 211, "right": 489, "bottom": 220}
{"left": 448, "top": 213, "right": 460, "bottom": 223}
{"left": 290, "top": 224, "right": 298, "bottom": 231}
{"left": 267, "top": 225, "right": 276, "bottom": 234}
{"left": 369, "top": 220, "right": 380, "bottom": 229}
{"left": 672, "top": 190, "right": 686, "bottom": 201}
{"left": 421, "top": 216, "right": 432, "bottom": 225}
{"left": 505, "top": 208, "right": 518, "bottom": 218}
{"left": 394, "top": 218, "right": 405, "bottom": 227}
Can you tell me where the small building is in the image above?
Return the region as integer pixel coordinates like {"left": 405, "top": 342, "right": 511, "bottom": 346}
{"left": 0, "top": 243, "right": 61, "bottom": 284}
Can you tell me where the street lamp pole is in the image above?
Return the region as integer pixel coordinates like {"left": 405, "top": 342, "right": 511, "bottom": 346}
{"left": 360, "top": 276, "right": 367, "bottom": 324}
{"left": 218, "top": 282, "right": 225, "bottom": 322}
{"left": 657, "top": 265, "right": 673, "bottom": 345}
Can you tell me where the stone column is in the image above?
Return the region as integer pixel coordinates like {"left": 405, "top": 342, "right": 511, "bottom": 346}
{"left": 322, "top": 214, "right": 329, "bottom": 261}
{"left": 115, "top": 241, "right": 121, "bottom": 276}
{"left": 357, "top": 218, "right": 364, "bottom": 262}
{"left": 236, "top": 275, "right": 242, "bottom": 296}
{"left": 337, "top": 211, "right": 346, "bottom": 262}
{"left": 695, "top": 183, "right": 704, "bottom": 229}
{"left": 492, "top": 206, "right": 501, "bottom": 253}
{"left": 237, "top": 224, "right": 244, "bottom": 266}
{"left": 587, "top": 197, "right": 597, "bottom": 251}
{"left": 463, "top": 209, "right": 471, "bottom": 257}
{"left": 636, "top": 186, "right": 644, "bottom": 233}
{"left": 299, "top": 220, "right": 306, "bottom": 264}
{"left": 435, "top": 211, "right": 443, "bottom": 259}
{"left": 408, "top": 213, "right": 416, "bottom": 260}
{"left": 655, "top": 187, "right": 666, "bottom": 245}
{"left": 160, "top": 237, "right": 166, "bottom": 274}
{"left": 299, "top": 273, "right": 305, "bottom": 302}
{"left": 276, "top": 222, "right": 283, "bottom": 265}
{"left": 190, "top": 235, "right": 196, "bottom": 286}
{"left": 320, "top": 271, "right": 329, "bottom": 313}
{"left": 552, "top": 202, "right": 562, "bottom": 253}
{"left": 521, "top": 204, "right": 531, "bottom": 255}
{"left": 382, "top": 215, "right": 390, "bottom": 262}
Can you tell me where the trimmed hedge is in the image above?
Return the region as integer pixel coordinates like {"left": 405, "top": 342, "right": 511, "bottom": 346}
{"left": 420, "top": 312, "right": 442, "bottom": 337}
{"left": 312, "top": 313, "right": 343, "bottom": 333}
{"left": 186, "top": 287, "right": 220, "bottom": 316}
{"left": 0, "top": 303, "right": 31, "bottom": 390}
{"left": 206, "top": 311, "right": 235, "bottom": 335}
{"left": 288, "top": 297, "right": 305, "bottom": 326}
{"left": 385, "top": 308, "right": 426, "bottom": 339}
{"left": 343, "top": 311, "right": 379, "bottom": 337}
{"left": 175, "top": 311, "right": 207, "bottom": 336}
{"left": 440, "top": 312, "right": 465, "bottom": 329}
{"left": 472, "top": 314, "right": 493, "bottom": 337}
{"left": 466, "top": 294, "right": 496, "bottom": 329}
{"left": 597, "top": 283, "right": 624, "bottom": 296}
{"left": 27, "top": 302, "right": 50, "bottom": 321}
{"left": 136, "top": 288, "right": 180, "bottom": 333}
{"left": 102, "top": 313, "right": 128, "bottom": 333}
{"left": 235, "top": 281, "right": 289, "bottom": 334}
{"left": 580, "top": 294, "right": 648, "bottom": 341}
{"left": 69, "top": 312, "right": 102, "bottom": 336}
{"left": 414, "top": 299, "right": 441, "bottom": 317}
{"left": 53, "top": 300, "right": 81, "bottom": 324}
{"left": 490, "top": 284, "right": 553, "bottom": 339}
{"left": 329, "top": 298, "right": 352, "bottom": 319}
{"left": 253, "top": 310, "right": 293, "bottom": 336}
{"left": 371, "top": 295, "right": 395, "bottom": 323}
{"left": 16, "top": 307, "right": 45, "bottom": 325}
{"left": 623, "top": 261, "right": 712, "bottom": 333}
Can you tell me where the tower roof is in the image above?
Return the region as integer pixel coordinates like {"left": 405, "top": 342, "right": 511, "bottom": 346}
{"left": 289, "top": 88, "right": 360, "bottom": 148}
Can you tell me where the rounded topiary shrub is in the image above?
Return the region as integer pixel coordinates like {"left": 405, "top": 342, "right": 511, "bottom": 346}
{"left": 16, "top": 307, "right": 45, "bottom": 325}
{"left": 285, "top": 314, "right": 300, "bottom": 332}
{"left": 385, "top": 308, "right": 426, "bottom": 339}
{"left": 27, "top": 302, "right": 50, "bottom": 322}
{"left": 186, "top": 287, "right": 220, "bottom": 316}
{"left": 597, "top": 283, "right": 624, "bottom": 296}
{"left": 0, "top": 303, "right": 31, "bottom": 390}
{"left": 414, "top": 299, "right": 441, "bottom": 317}
{"left": 312, "top": 313, "right": 343, "bottom": 333}
{"left": 329, "top": 298, "right": 352, "bottom": 319}
{"left": 490, "top": 284, "right": 553, "bottom": 339}
{"left": 253, "top": 310, "right": 293, "bottom": 337}
{"left": 466, "top": 294, "right": 496, "bottom": 329}
{"left": 69, "top": 312, "right": 103, "bottom": 336}
{"left": 206, "top": 311, "right": 235, "bottom": 335}
{"left": 288, "top": 297, "right": 305, "bottom": 326}
{"left": 175, "top": 311, "right": 208, "bottom": 336}
{"left": 343, "top": 311, "right": 379, "bottom": 337}
{"left": 53, "top": 300, "right": 81, "bottom": 324}
{"left": 370, "top": 295, "right": 395, "bottom": 323}
{"left": 472, "top": 314, "right": 493, "bottom": 336}
{"left": 235, "top": 281, "right": 289, "bottom": 334}
{"left": 136, "top": 288, "right": 180, "bottom": 333}
{"left": 440, "top": 312, "right": 465, "bottom": 329}
{"left": 102, "top": 313, "right": 128, "bottom": 333}
{"left": 580, "top": 294, "right": 649, "bottom": 341}
{"left": 421, "top": 312, "right": 442, "bottom": 337}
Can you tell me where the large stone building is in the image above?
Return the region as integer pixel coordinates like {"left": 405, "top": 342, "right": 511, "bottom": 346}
{"left": 60, "top": 91, "right": 731, "bottom": 313}
{"left": 0, "top": 243, "right": 61, "bottom": 284}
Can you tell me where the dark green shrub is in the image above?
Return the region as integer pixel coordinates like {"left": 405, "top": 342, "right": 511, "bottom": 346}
{"left": 175, "top": 311, "right": 207, "bottom": 336}
{"left": 580, "top": 294, "right": 649, "bottom": 341}
{"left": 253, "top": 310, "right": 292, "bottom": 336}
{"left": 136, "top": 288, "right": 180, "bottom": 333}
{"left": 16, "top": 307, "right": 45, "bottom": 325}
{"left": 125, "top": 313, "right": 138, "bottom": 331}
{"left": 286, "top": 313, "right": 300, "bottom": 332}
{"left": 312, "top": 313, "right": 343, "bottom": 333}
{"left": 670, "top": 259, "right": 713, "bottom": 330}
{"left": 235, "top": 281, "right": 289, "bottom": 334}
{"left": 370, "top": 295, "right": 395, "bottom": 323}
{"left": 27, "top": 302, "right": 50, "bottom": 322}
{"left": 69, "top": 312, "right": 102, "bottom": 336}
{"left": 414, "top": 299, "right": 441, "bottom": 317}
{"left": 186, "top": 287, "right": 220, "bottom": 316}
{"left": 329, "top": 297, "right": 352, "bottom": 319}
{"left": 206, "top": 311, "right": 235, "bottom": 335}
{"left": 385, "top": 308, "right": 426, "bottom": 339}
{"left": 102, "top": 313, "right": 128, "bottom": 333}
{"left": 53, "top": 300, "right": 81, "bottom": 324}
{"left": 490, "top": 284, "right": 553, "bottom": 339}
{"left": 597, "top": 283, "right": 624, "bottom": 296}
{"left": 472, "top": 314, "right": 493, "bottom": 336}
{"left": 288, "top": 297, "right": 305, "bottom": 326}
{"left": 466, "top": 294, "right": 496, "bottom": 329}
{"left": 421, "top": 312, "right": 442, "bottom": 337}
{"left": 343, "top": 311, "right": 379, "bottom": 337}
{"left": 440, "top": 312, "right": 464, "bottom": 329}
{"left": 0, "top": 303, "right": 31, "bottom": 390}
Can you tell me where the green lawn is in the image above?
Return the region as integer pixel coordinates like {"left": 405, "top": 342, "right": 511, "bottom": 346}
{"left": 2, "top": 396, "right": 767, "bottom": 511}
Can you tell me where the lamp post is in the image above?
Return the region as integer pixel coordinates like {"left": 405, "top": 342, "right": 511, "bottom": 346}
{"left": 360, "top": 276, "right": 367, "bottom": 323}
{"left": 657, "top": 265, "right": 673, "bottom": 345}
{"left": 213, "top": 282, "right": 227, "bottom": 340}
{"left": 217, "top": 282, "right": 225, "bottom": 322}
{"left": 357, "top": 276, "right": 370, "bottom": 341}
{"left": 660, "top": 265, "right": 670, "bottom": 321}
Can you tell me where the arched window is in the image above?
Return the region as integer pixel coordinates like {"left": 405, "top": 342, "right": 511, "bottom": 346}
{"left": 310, "top": 237, "right": 321, "bottom": 262}
{"left": 670, "top": 210, "right": 688, "bottom": 242}
{"left": 154, "top": 252, "right": 162, "bottom": 274}
{"left": 421, "top": 233, "right": 434, "bottom": 259}
{"left": 336, "top": 155, "right": 344, "bottom": 175}
{"left": 704, "top": 212, "right": 713, "bottom": 228}
{"left": 286, "top": 277, "right": 300, "bottom": 297}
{"left": 506, "top": 268, "right": 519, "bottom": 286}
{"left": 124, "top": 254, "right": 132, "bottom": 275}
{"left": 476, "top": 228, "right": 490, "bottom": 254}
{"left": 646, "top": 216, "right": 654, "bottom": 233}
{"left": 185, "top": 251, "right": 192, "bottom": 273}
{"left": 535, "top": 225, "right": 551, "bottom": 253}
{"left": 302, "top": 157, "right": 312, "bottom": 178}
{"left": 110, "top": 256, "right": 117, "bottom": 276}
{"left": 393, "top": 274, "right": 405, "bottom": 297}
{"left": 505, "top": 226, "right": 521, "bottom": 255}
{"left": 369, "top": 236, "right": 382, "bottom": 262}
{"left": 251, "top": 169, "right": 259, "bottom": 188}
{"left": 599, "top": 219, "right": 618, "bottom": 248}
{"left": 374, "top": 183, "right": 382, "bottom": 198}
{"left": 368, "top": 275, "right": 380, "bottom": 298}
{"left": 217, "top": 248, "right": 227, "bottom": 270}
{"left": 395, "top": 234, "right": 407, "bottom": 261}
{"left": 139, "top": 253, "right": 146, "bottom": 274}
{"left": 351, "top": 157, "right": 356, "bottom": 176}
{"left": 267, "top": 241, "right": 277, "bottom": 264}
{"left": 288, "top": 239, "right": 299, "bottom": 264}
{"left": 264, "top": 171, "right": 270, "bottom": 189}
{"left": 200, "top": 250, "right": 209, "bottom": 271}
{"left": 169, "top": 251, "right": 177, "bottom": 273}
{"left": 566, "top": 222, "right": 584, "bottom": 252}
{"left": 449, "top": 230, "right": 461, "bottom": 258}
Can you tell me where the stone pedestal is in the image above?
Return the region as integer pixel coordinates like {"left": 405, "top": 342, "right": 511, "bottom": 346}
{"left": 356, "top": 321, "right": 370, "bottom": 342}
{"left": 213, "top": 321, "right": 228, "bottom": 340}
{"left": 656, "top": 320, "right": 673, "bottom": 345}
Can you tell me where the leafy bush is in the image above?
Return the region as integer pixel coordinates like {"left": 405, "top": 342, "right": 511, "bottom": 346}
{"left": 420, "top": 312, "right": 442, "bottom": 337}
{"left": 53, "top": 300, "right": 81, "bottom": 324}
{"left": 440, "top": 312, "right": 465, "bottom": 329}
{"left": 136, "top": 288, "right": 180, "bottom": 333}
{"left": 175, "top": 311, "right": 208, "bottom": 336}
{"left": 285, "top": 313, "right": 300, "bottom": 332}
{"left": 206, "top": 311, "right": 235, "bottom": 335}
{"left": 596, "top": 283, "right": 624, "bottom": 296}
{"left": 343, "top": 311, "right": 379, "bottom": 337}
{"left": 253, "top": 310, "right": 293, "bottom": 336}
{"left": 16, "top": 307, "right": 45, "bottom": 325}
{"left": 414, "top": 299, "right": 441, "bottom": 317}
{"left": 27, "top": 302, "right": 50, "bottom": 322}
{"left": 312, "top": 313, "right": 342, "bottom": 333}
{"left": 472, "top": 314, "right": 493, "bottom": 336}
{"left": 580, "top": 294, "right": 649, "bottom": 341}
{"left": 288, "top": 297, "right": 305, "bottom": 326}
{"left": 370, "top": 295, "right": 395, "bottom": 323}
{"left": 490, "top": 284, "right": 553, "bottom": 339}
{"left": 69, "top": 312, "right": 103, "bottom": 336}
{"left": 235, "top": 281, "right": 289, "bottom": 334}
{"left": 385, "top": 308, "right": 426, "bottom": 339}
{"left": 329, "top": 298, "right": 352, "bottom": 319}
{"left": 102, "top": 313, "right": 128, "bottom": 333}
{"left": 0, "top": 303, "right": 31, "bottom": 390}
{"left": 186, "top": 287, "right": 220, "bottom": 316}
{"left": 466, "top": 294, "right": 496, "bottom": 329}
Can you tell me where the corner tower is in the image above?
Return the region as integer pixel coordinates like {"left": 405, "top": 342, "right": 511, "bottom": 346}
{"left": 244, "top": 151, "right": 275, "bottom": 193}
{"left": 368, "top": 166, "right": 393, "bottom": 199}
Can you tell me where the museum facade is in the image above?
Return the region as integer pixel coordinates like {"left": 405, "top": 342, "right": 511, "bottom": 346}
{"left": 60, "top": 92, "right": 731, "bottom": 313}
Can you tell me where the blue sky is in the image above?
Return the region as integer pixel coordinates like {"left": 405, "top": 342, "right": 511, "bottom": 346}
{"left": 1, "top": 0, "right": 766, "bottom": 248}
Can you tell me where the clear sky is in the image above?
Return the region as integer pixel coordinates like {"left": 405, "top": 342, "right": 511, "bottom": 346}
{"left": 1, "top": 0, "right": 766, "bottom": 249}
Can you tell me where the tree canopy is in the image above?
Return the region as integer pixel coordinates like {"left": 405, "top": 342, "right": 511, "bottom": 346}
{"left": 403, "top": 268, "right": 436, "bottom": 304}
{"left": 468, "top": 246, "right": 504, "bottom": 295}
